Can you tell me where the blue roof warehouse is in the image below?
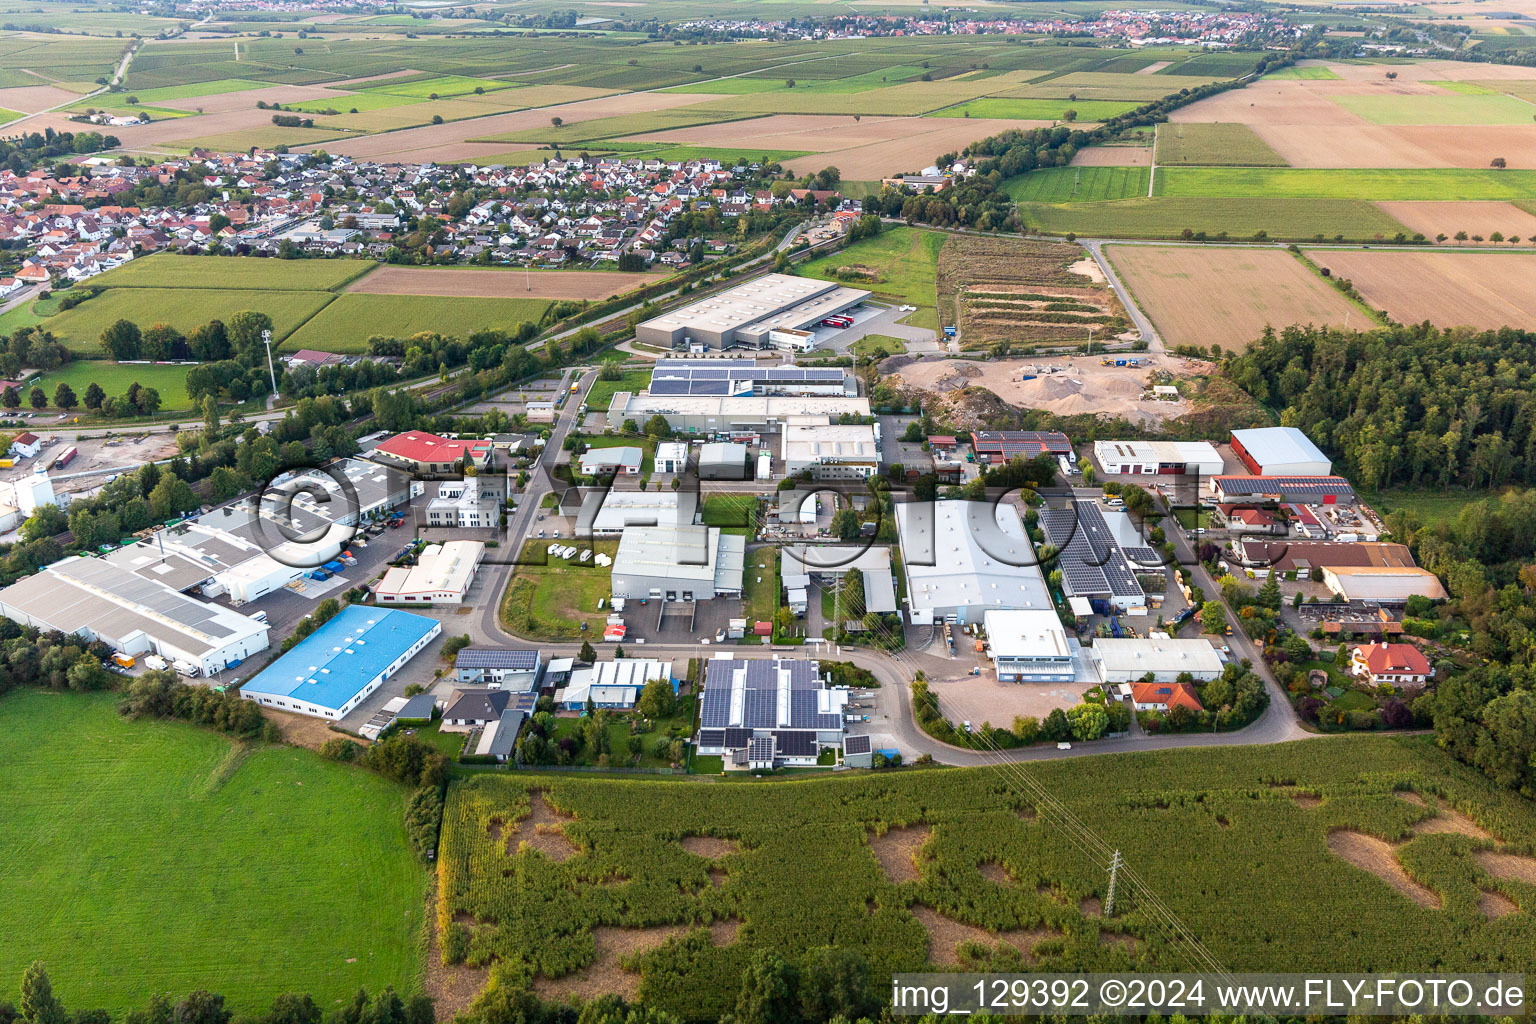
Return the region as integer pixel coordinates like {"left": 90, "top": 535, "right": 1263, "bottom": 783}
{"left": 240, "top": 606, "right": 442, "bottom": 720}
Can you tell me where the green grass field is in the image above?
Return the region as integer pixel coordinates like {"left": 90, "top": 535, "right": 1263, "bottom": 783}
{"left": 285, "top": 91, "right": 423, "bottom": 114}
{"left": 800, "top": 226, "right": 943, "bottom": 310}
{"left": 1004, "top": 166, "right": 1150, "bottom": 202}
{"left": 1428, "top": 80, "right": 1504, "bottom": 95}
{"left": 0, "top": 690, "right": 424, "bottom": 1014}
{"left": 500, "top": 539, "right": 616, "bottom": 640}
{"left": 44, "top": 289, "right": 335, "bottom": 354}
{"left": 1362, "top": 487, "right": 1500, "bottom": 526}
{"left": 438, "top": 735, "right": 1536, "bottom": 1023}
{"left": 701, "top": 493, "right": 758, "bottom": 529}
{"left": 586, "top": 368, "right": 652, "bottom": 411}
{"left": 1017, "top": 197, "right": 1412, "bottom": 241}
{"left": 282, "top": 293, "right": 550, "bottom": 352}
{"left": 361, "top": 74, "right": 513, "bottom": 98}
{"left": 1330, "top": 92, "right": 1536, "bottom": 125}
{"left": 1154, "top": 122, "right": 1288, "bottom": 167}
{"left": 476, "top": 109, "right": 762, "bottom": 147}
{"left": 121, "top": 78, "right": 271, "bottom": 103}
{"left": 95, "top": 254, "right": 375, "bottom": 291}
{"left": 1154, "top": 167, "right": 1536, "bottom": 201}
{"left": 627, "top": 145, "right": 811, "bottom": 165}
{"left": 932, "top": 98, "right": 1139, "bottom": 121}
{"left": 742, "top": 545, "right": 777, "bottom": 622}
{"left": 1263, "top": 65, "right": 1342, "bottom": 80}
{"left": 28, "top": 361, "right": 194, "bottom": 411}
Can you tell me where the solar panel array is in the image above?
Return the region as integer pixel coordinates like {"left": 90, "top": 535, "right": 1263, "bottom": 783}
{"left": 649, "top": 360, "right": 848, "bottom": 397}
{"left": 454, "top": 648, "right": 540, "bottom": 669}
{"left": 1040, "top": 501, "right": 1145, "bottom": 601}
{"left": 973, "top": 430, "right": 1073, "bottom": 459}
{"left": 1123, "top": 546, "right": 1163, "bottom": 567}
{"left": 1213, "top": 476, "right": 1355, "bottom": 500}
{"left": 698, "top": 657, "right": 842, "bottom": 731}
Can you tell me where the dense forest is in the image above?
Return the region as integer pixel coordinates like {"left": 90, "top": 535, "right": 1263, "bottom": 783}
{"left": 1226, "top": 323, "right": 1536, "bottom": 491}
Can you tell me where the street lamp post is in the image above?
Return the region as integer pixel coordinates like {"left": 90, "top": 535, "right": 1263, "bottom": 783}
{"left": 262, "top": 328, "right": 279, "bottom": 401}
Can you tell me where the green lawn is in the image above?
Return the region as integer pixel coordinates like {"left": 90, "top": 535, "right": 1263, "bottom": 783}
{"left": 96, "top": 254, "right": 375, "bottom": 291}
{"left": 1004, "top": 165, "right": 1150, "bottom": 202}
{"left": 742, "top": 546, "right": 777, "bottom": 625}
{"left": 1154, "top": 122, "right": 1287, "bottom": 167}
{"left": 1330, "top": 92, "right": 1536, "bottom": 125}
{"left": 799, "top": 226, "right": 943, "bottom": 311}
{"left": 44, "top": 288, "right": 336, "bottom": 354}
{"left": 500, "top": 539, "right": 617, "bottom": 641}
{"left": 28, "top": 361, "right": 193, "bottom": 411}
{"left": 282, "top": 294, "right": 551, "bottom": 353}
{"left": 931, "top": 98, "right": 1141, "bottom": 121}
{"left": 1017, "top": 197, "right": 1413, "bottom": 242}
{"left": 702, "top": 494, "right": 758, "bottom": 529}
{"left": 0, "top": 689, "right": 424, "bottom": 1014}
{"left": 548, "top": 696, "right": 695, "bottom": 769}
{"left": 1156, "top": 167, "right": 1536, "bottom": 201}
{"left": 850, "top": 333, "right": 908, "bottom": 360}
{"left": 586, "top": 369, "right": 652, "bottom": 410}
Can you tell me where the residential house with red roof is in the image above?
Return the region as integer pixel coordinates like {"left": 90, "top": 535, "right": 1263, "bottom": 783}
{"left": 1351, "top": 642, "right": 1431, "bottom": 690}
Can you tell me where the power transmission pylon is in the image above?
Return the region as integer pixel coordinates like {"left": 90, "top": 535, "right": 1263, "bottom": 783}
{"left": 1105, "top": 849, "right": 1124, "bottom": 917}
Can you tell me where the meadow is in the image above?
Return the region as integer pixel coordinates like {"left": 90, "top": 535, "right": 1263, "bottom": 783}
{"left": 1004, "top": 166, "right": 1150, "bottom": 203}
{"left": 1154, "top": 122, "right": 1288, "bottom": 166}
{"left": 1016, "top": 197, "right": 1411, "bottom": 242}
{"left": 95, "top": 254, "right": 375, "bottom": 291}
{"left": 438, "top": 735, "right": 1536, "bottom": 1020}
{"left": 1155, "top": 167, "right": 1536, "bottom": 201}
{"left": 44, "top": 289, "right": 336, "bottom": 353}
{"left": 1330, "top": 92, "right": 1536, "bottom": 125}
{"left": 0, "top": 690, "right": 424, "bottom": 1014}
{"left": 799, "top": 226, "right": 943, "bottom": 312}
{"left": 282, "top": 294, "right": 551, "bottom": 352}
{"left": 1263, "top": 65, "right": 1342, "bottom": 80}
{"left": 28, "top": 360, "right": 194, "bottom": 411}
{"left": 499, "top": 539, "right": 617, "bottom": 640}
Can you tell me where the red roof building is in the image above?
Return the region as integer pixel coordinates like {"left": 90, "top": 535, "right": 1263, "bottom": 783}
{"left": 1351, "top": 642, "right": 1430, "bottom": 688}
{"left": 1131, "top": 682, "right": 1203, "bottom": 713}
{"left": 370, "top": 431, "right": 492, "bottom": 473}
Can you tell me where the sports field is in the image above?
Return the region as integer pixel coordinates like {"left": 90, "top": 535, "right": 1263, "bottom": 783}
{"left": 1300, "top": 249, "right": 1536, "bottom": 330}
{"left": 44, "top": 289, "right": 336, "bottom": 354}
{"left": 1018, "top": 198, "right": 1412, "bottom": 242}
{"left": 28, "top": 361, "right": 194, "bottom": 411}
{"left": 1107, "top": 245, "right": 1361, "bottom": 352}
{"left": 0, "top": 690, "right": 424, "bottom": 1014}
{"left": 95, "top": 254, "right": 375, "bottom": 291}
{"left": 282, "top": 293, "right": 551, "bottom": 352}
{"left": 438, "top": 735, "right": 1536, "bottom": 1019}
{"left": 1005, "top": 166, "right": 1150, "bottom": 202}
{"left": 1154, "top": 123, "right": 1288, "bottom": 166}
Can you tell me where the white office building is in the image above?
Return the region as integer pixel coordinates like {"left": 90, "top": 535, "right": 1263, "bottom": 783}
{"left": 984, "top": 608, "right": 1075, "bottom": 683}
{"left": 1088, "top": 638, "right": 1224, "bottom": 684}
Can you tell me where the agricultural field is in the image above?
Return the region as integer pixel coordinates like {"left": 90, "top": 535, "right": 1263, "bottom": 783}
{"left": 1107, "top": 245, "right": 1361, "bottom": 354}
{"left": 1329, "top": 92, "right": 1536, "bottom": 125}
{"left": 935, "top": 235, "right": 1130, "bottom": 351}
{"left": 932, "top": 98, "right": 1140, "bottom": 121}
{"left": 346, "top": 266, "right": 669, "bottom": 300}
{"left": 95, "top": 254, "right": 375, "bottom": 291}
{"left": 1375, "top": 201, "right": 1536, "bottom": 241}
{"left": 282, "top": 294, "right": 552, "bottom": 353}
{"left": 27, "top": 360, "right": 194, "bottom": 411}
{"left": 438, "top": 736, "right": 1536, "bottom": 1019}
{"left": 1262, "top": 65, "right": 1343, "bottom": 80}
{"left": 43, "top": 288, "right": 336, "bottom": 354}
{"left": 1154, "top": 123, "right": 1288, "bottom": 167}
{"left": 499, "top": 539, "right": 617, "bottom": 640}
{"left": 799, "top": 227, "right": 943, "bottom": 317}
{"left": 1154, "top": 167, "right": 1536, "bottom": 201}
{"left": 1004, "top": 166, "right": 1149, "bottom": 203}
{"left": 1299, "top": 249, "right": 1536, "bottom": 331}
{"left": 0, "top": 689, "right": 424, "bottom": 1014}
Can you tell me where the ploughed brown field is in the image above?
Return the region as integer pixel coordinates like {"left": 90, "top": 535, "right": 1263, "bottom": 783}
{"left": 1107, "top": 245, "right": 1359, "bottom": 353}
{"left": 1301, "top": 249, "right": 1536, "bottom": 331}
{"left": 1374, "top": 201, "right": 1536, "bottom": 242}
{"left": 1252, "top": 124, "right": 1536, "bottom": 169}
{"left": 347, "top": 265, "right": 670, "bottom": 300}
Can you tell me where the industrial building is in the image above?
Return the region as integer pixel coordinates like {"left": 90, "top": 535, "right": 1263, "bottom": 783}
{"left": 1039, "top": 500, "right": 1149, "bottom": 612}
{"left": 1233, "top": 540, "right": 1415, "bottom": 577}
{"left": 1089, "top": 638, "right": 1224, "bottom": 685}
{"left": 983, "top": 608, "right": 1075, "bottom": 683}
{"left": 454, "top": 648, "right": 543, "bottom": 690}
{"left": 375, "top": 540, "right": 483, "bottom": 604}
{"left": 698, "top": 441, "right": 751, "bottom": 480}
{"left": 1230, "top": 427, "right": 1332, "bottom": 477}
{"left": 576, "top": 490, "right": 698, "bottom": 535}
{"left": 972, "top": 431, "right": 1074, "bottom": 465}
{"left": 1321, "top": 566, "right": 1448, "bottom": 604}
{"left": 425, "top": 480, "right": 502, "bottom": 528}
{"left": 239, "top": 606, "right": 440, "bottom": 720}
{"left": 647, "top": 360, "right": 855, "bottom": 398}
{"left": 782, "top": 418, "right": 881, "bottom": 480}
{"left": 1092, "top": 440, "right": 1224, "bottom": 477}
{"left": 610, "top": 524, "right": 745, "bottom": 601}
{"left": 605, "top": 392, "right": 871, "bottom": 436}
{"left": 780, "top": 545, "right": 897, "bottom": 617}
{"left": 654, "top": 442, "right": 689, "bottom": 475}
{"left": 1209, "top": 476, "right": 1356, "bottom": 505}
{"left": 369, "top": 431, "right": 493, "bottom": 474}
{"left": 695, "top": 655, "right": 848, "bottom": 769}
{"left": 0, "top": 554, "right": 269, "bottom": 678}
{"left": 633, "top": 274, "right": 869, "bottom": 350}
{"left": 579, "top": 446, "right": 643, "bottom": 477}
{"left": 895, "top": 500, "right": 1052, "bottom": 625}
{"left": 559, "top": 657, "right": 674, "bottom": 710}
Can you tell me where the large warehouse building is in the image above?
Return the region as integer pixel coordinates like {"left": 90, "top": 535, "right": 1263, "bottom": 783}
{"left": 610, "top": 524, "right": 745, "bottom": 601}
{"left": 984, "top": 608, "right": 1075, "bottom": 683}
{"left": 648, "top": 360, "right": 855, "bottom": 397}
{"left": 634, "top": 275, "right": 869, "bottom": 350}
{"left": 0, "top": 555, "right": 269, "bottom": 677}
{"left": 1093, "top": 440, "right": 1224, "bottom": 477}
{"left": 895, "top": 500, "right": 1052, "bottom": 625}
{"left": 782, "top": 418, "right": 881, "bottom": 480}
{"left": 376, "top": 540, "right": 484, "bottom": 604}
{"left": 1230, "top": 427, "right": 1332, "bottom": 476}
{"left": 1089, "top": 638, "right": 1224, "bottom": 684}
{"left": 240, "top": 605, "right": 441, "bottom": 720}
{"left": 606, "top": 392, "right": 870, "bottom": 435}
{"left": 1040, "top": 500, "right": 1148, "bottom": 612}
